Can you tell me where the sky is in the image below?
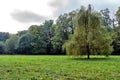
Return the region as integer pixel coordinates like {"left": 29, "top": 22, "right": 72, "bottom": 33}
{"left": 0, "top": 0, "right": 120, "bottom": 33}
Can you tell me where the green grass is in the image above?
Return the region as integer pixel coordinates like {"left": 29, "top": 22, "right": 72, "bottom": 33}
{"left": 0, "top": 55, "right": 120, "bottom": 80}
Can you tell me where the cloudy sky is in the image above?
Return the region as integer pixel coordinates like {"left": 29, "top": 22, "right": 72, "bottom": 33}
{"left": 0, "top": 0, "right": 120, "bottom": 33}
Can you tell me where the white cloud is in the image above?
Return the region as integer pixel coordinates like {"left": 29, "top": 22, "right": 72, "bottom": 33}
{"left": 0, "top": 0, "right": 120, "bottom": 33}
{"left": 0, "top": 0, "right": 52, "bottom": 33}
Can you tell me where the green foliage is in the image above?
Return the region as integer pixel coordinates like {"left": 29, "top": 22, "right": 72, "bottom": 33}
{"left": 116, "top": 7, "right": 120, "bottom": 27}
{"left": 112, "top": 7, "right": 120, "bottom": 54}
{"left": 5, "top": 35, "right": 19, "bottom": 54}
{"left": 52, "top": 11, "right": 76, "bottom": 54}
{"left": 0, "top": 41, "right": 5, "bottom": 54}
{"left": 0, "top": 32, "right": 9, "bottom": 42}
{"left": 64, "top": 5, "right": 113, "bottom": 58}
{"left": 0, "top": 5, "right": 118, "bottom": 55}
{"left": 28, "top": 20, "right": 54, "bottom": 54}
{"left": 17, "top": 33, "right": 33, "bottom": 54}
{"left": 100, "top": 8, "right": 111, "bottom": 27}
{"left": 0, "top": 55, "right": 119, "bottom": 79}
{"left": 100, "top": 8, "right": 115, "bottom": 32}
{"left": 112, "top": 36, "right": 120, "bottom": 54}
{"left": 28, "top": 25, "right": 47, "bottom": 54}
{"left": 42, "top": 20, "right": 54, "bottom": 54}
{"left": 17, "top": 30, "right": 28, "bottom": 37}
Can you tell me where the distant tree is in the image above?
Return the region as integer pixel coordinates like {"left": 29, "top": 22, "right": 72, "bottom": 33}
{"left": 17, "top": 33, "right": 33, "bottom": 54}
{"left": 17, "top": 30, "right": 28, "bottom": 37}
{"left": 100, "top": 8, "right": 116, "bottom": 32}
{"left": 5, "top": 35, "right": 19, "bottom": 54}
{"left": 0, "top": 32, "right": 10, "bottom": 42}
{"left": 28, "top": 20, "right": 54, "bottom": 54}
{"left": 112, "top": 7, "right": 120, "bottom": 54}
{"left": 0, "top": 41, "right": 5, "bottom": 54}
{"left": 52, "top": 11, "right": 76, "bottom": 54}
{"left": 28, "top": 25, "right": 47, "bottom": 54}
{"left": 112, "top": 37, "right": 120, "bottom": 54}
{"left": 116, "top": 7, "right": 120, "bottom": 24}
{"left": 64, "top": 5, "right": 113, "bottom": 59}
{"left": 100, "top": 8, "right": 111, "bottom": 26}
{"left": 42, "top": 20, "right": 54, "bottom": 54}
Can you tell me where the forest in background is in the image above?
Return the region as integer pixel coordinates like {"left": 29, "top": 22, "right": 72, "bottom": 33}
{"left": 0, "top": 5, "right": 120, "bottom": 55}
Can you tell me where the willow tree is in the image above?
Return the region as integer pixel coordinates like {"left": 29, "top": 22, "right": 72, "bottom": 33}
{"left": 63, "top": 5, "right": 113, "bottom": 59}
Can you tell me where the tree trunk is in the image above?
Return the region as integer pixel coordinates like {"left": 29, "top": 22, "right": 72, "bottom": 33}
{"left": 87, "top": 44, "right": 90, "bottom": 59}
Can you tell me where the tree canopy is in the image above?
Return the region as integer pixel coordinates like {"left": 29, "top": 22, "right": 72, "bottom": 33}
{"left": 0, "top": 4, "right": 120, "bottom": 56}
{"left": 63, "top": 5, "right": 113, "bottom": 59}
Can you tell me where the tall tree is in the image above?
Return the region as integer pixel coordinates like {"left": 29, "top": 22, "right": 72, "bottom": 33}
{"left": 100, "top": 8, "right": 114, "bottom": 32}
{"left": 42, "top": 20, "right": 54, "bottom": 54}
{"left": 52, "top": 11, "right": 76, "bottom": 54}
{"left": 112, "top": 7, "right": 120, "bottom": 54}
{"left": 116, "top": 7, "right": 120, "bottom": 34}
{"left": 28, "top": 20, "right": 54, "bottom": 54}
{"left": 28, "top": 25, "right": 46, "bottom": 54}
{"left": 64, "top": 5, "right": 113, "bottom": 59}
{"left": 116, "top": 7, "right": 120, "bottom": 23}
{"left": 100, "top": 8, "right": 111, "bottom": 27}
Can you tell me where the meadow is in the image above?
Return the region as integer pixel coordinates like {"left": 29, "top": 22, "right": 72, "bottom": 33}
{"left": 0, "top": 55, "right": 120, "bottom": 80}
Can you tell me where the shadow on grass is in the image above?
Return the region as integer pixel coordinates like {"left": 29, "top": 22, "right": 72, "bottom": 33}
{"left": 71, "top": 56, "right": 111, "bottom": 61}
{"left": 66, "top": 55, "right": 120, "bottom": 62}
{"left": 73, "top": 58, "right": 108, "bottom": 60}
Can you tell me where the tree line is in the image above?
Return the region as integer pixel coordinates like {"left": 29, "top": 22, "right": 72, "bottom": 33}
{"left": 0, "top": 5, "right": 120, "bottom": 55}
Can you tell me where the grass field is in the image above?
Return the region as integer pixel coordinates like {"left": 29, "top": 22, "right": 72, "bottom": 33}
{"left": 0, "top": 55, "right": 119, "bottom": 80}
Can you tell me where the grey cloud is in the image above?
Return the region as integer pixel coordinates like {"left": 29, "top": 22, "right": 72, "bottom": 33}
{"left": 48, "top": 0, "right": 69, "bottom": 17}
{"left": 48, "top": 0, "right": 80, "bottom": 17}
{"left": 11, "top": 10, "right": 47, "bottom": 23}
{"left": 49, "top": 0, "right": 65, "bottom": 8}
